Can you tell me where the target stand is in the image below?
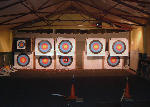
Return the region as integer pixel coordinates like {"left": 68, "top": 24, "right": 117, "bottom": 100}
{"left": 83, "top": 51, "right": 103, "bottom": 69}
{"left": 14, "top": 52, "right": 33, "bottom": 69}
{"left": 104, "top": 51, "right": 123, "bottom": 69}
{"left": 109, "top": 38, "right": 128, "bottom": 56}
{"left": 86, "top": 38, "right": 106, "bottom": 56}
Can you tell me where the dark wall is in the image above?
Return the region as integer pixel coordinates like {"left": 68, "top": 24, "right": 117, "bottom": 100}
{"left": 0, "top": 52, "right": 13, "bottom": 67}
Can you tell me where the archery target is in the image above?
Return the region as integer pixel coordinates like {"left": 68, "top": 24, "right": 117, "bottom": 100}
{"left": 56, "top": 55, "right": 76, "bottom": 69}
{"left": 56, "top": 38, "right": 75, "bottom": 56}
{"left": 38, "top": 40, "right": 51, "bottom": 54}
{"left": 17, "top": 53, "right": 30, "bottom": 66}
{"left": 59, "top": 40, "right": 72, "bottom": 54}
{"left": 109, "top": 38, "right": 128, "bottom": 56}
{"left": 87, "top": 38, "right": 106, "bottom": 56}
{"left": 59, "top": 56, "right": 73, "bottom": 67}
{"left": 38, "top": 56, "right": 52, "bottom": 67}
{"left": 35, "top": 38, "right": 54, "bottom": 56}
{"left": 14, "top": 52, "right": 33, "bottom": 69}
{"left": 104, "top": 51, "right": 123, "bottom": 69}
{"left": 36, "top": 56, "right": 54, "bottom": 69}
{"left": 107, "top": 56, "right": 120, "bottom": 67}
{"left": 17, "top": 40, "right": 26, "bottom": 49}
{"left": 83, "top": 51, "right": 103, "bottom": 69}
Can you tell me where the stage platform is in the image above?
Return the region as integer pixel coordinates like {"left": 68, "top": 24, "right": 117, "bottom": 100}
{"left": 9, "top": 69, "right": 135, "bottom": 78}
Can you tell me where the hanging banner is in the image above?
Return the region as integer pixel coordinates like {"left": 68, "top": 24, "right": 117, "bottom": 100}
{"left": 56, "top": 38, "right": 75, "bottom": 56}
{"left": 13, "top": 38, "right": 31, "bottom": 52}
{"left": 35, "top": 38, "right": 54, "bottom": 56}
{"left": 104, "top": 51, "right": 123, "bottom": 69}
{"left": 109, "top": 38, "right": 128, "bottom": 56}
{"left": 86, "top": 38, "right": 106, "bottom": 56}
{"left": 14, "top": 52, "right": 33, "bottom": 69}
{"left": 56, "top": 55, "right": 76, "bottom": 69}
{"left": 35, "top": 56, "right": 54, "bottom": 69}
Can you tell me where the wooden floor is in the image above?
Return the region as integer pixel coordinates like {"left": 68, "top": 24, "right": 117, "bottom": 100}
{"left": 11, "top": 69, "right": 134, "bottom": 78}
{"left": 1, "top": 69, "right": 150, "bottom": 107}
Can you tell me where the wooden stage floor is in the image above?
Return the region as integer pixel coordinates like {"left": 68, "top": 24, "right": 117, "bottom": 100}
{"left": 0, "top": 69, "right": 150, "bottom": 107}
{"left": 10, "top": 69, "right": 134, "bottom": 78}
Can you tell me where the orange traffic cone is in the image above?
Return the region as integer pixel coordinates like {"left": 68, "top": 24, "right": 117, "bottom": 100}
{"left": 124, "top": 77, "right": 131, "bottom": 99}
{"left": 67, "top": 74, "right": 77, "bottom": 100}
{"left": 68, "top": 83, "right": 77, "bottom": 99}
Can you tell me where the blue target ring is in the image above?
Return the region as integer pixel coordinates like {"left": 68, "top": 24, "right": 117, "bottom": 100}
{"left": 58, "top": 40, "right": 73, "bottom": 54}
{"left": 38, "top": 56, "right": 52, "bottom": 68}
{"left": 59, "top": 56, "right": 73, "bottom": 67}
{"left": 18, "top": 41, "right": 25, "bottom": 48}
{"left": 112, "top": 40, "right": 126, "bottom": 54}
{"left": 107, "top": 56, "right": 120, "bottom": 67}
{"left": 89, "top": 40, "right": 103, "bottom": 54}
{"left": 38, "top": 40, "right": 51, "bottom": 54}
{"left": 17, "top": 53, "right": 30, "bottom": 66}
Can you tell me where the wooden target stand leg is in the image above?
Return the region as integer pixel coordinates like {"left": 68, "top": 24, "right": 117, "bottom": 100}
{"left": 33, "top": 37, "right": 36, "bottom": 70}
{"left": 75, "top": 38, "right": 76, "bottom": 71}
{"left": 54, "top": 38, "right": 56, "bottom": 71}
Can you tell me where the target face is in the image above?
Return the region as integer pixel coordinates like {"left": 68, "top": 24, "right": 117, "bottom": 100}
{"left": 38, "top": 40, "right": 51, "bottom": 54}
{"left": 89, "top": 40, "right": 103, "bottom": 54}
{"left": 112, "top": 40, "right": 126, "bottom": 54}
{"left": 58, "top": 40, "right": 73, "bottom": 54}
{"left": 107, "top": 56, "right": 120, "bottom": 67}
{"left": 59, "top": 56, "right": 73, "bottom": 67}
{"left": 17, "top": 53, "right": 30, "bottom": 66}
{"left": 38, "top": 56, "right": 52, "bottom": 68}
{"left": 18, "top": 41, "right": 25, "bottom": 48}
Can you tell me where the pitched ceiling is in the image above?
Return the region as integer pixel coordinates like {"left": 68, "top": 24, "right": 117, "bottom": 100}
{"left": 0, "top": 0, "right": 150, "bottom": 30}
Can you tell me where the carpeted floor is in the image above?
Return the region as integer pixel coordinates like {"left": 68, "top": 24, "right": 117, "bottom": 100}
{"left": 0, "top": 69, "right": 150, "bottom": 107}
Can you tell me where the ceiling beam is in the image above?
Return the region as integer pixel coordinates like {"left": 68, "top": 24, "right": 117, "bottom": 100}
{"left": 122, "top": 0, "right": 150, "bottom": 4}
{"left": 73, "top": 3, "right": 133, "bottom": 30}
{"left": 0, "top": 0, "right": 27, "bottom": 11}
{"left": 20, "top": 0, "right": 65, "bottom": 28}
{"left": 112, "top": 0, "right": 150, "bottom": 15}
{"left": 0, "top": 0, "right": 65, "bottom": 25}
{"left": 11, "top": 8, "right": 69, "bottom": 30}
{"left": 0, "top": 12, "right": 27, "bottom": 17}
{"left": 75, "top": 0, "right": 144, "bottom": 26}
{"left": 38, "top": 0, "right": 51, "bottom": 10}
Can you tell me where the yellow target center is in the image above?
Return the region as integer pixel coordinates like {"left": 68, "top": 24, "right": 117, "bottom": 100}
{"left": 117, "top": 45, "right": 122, "bottom": 50}
{"left": 64, "top": 45, "right": 68, "bottom": 49}
{"left": 43, "top": 59, "right": 48, "bottom": 63}
{"left": 111, "top": 58, "right": 116, "bottom": 63}
{"left": 94, "top": 45, "right": 98, "bottom": 49}
{"left": 20, "top": 43, "right": 23, "bottom": 46}
{"left": 42, "top": 44, "right": 47, "bottom": 49}
{"left": 21, "top": 58, "right": 26, "bottom": 63}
